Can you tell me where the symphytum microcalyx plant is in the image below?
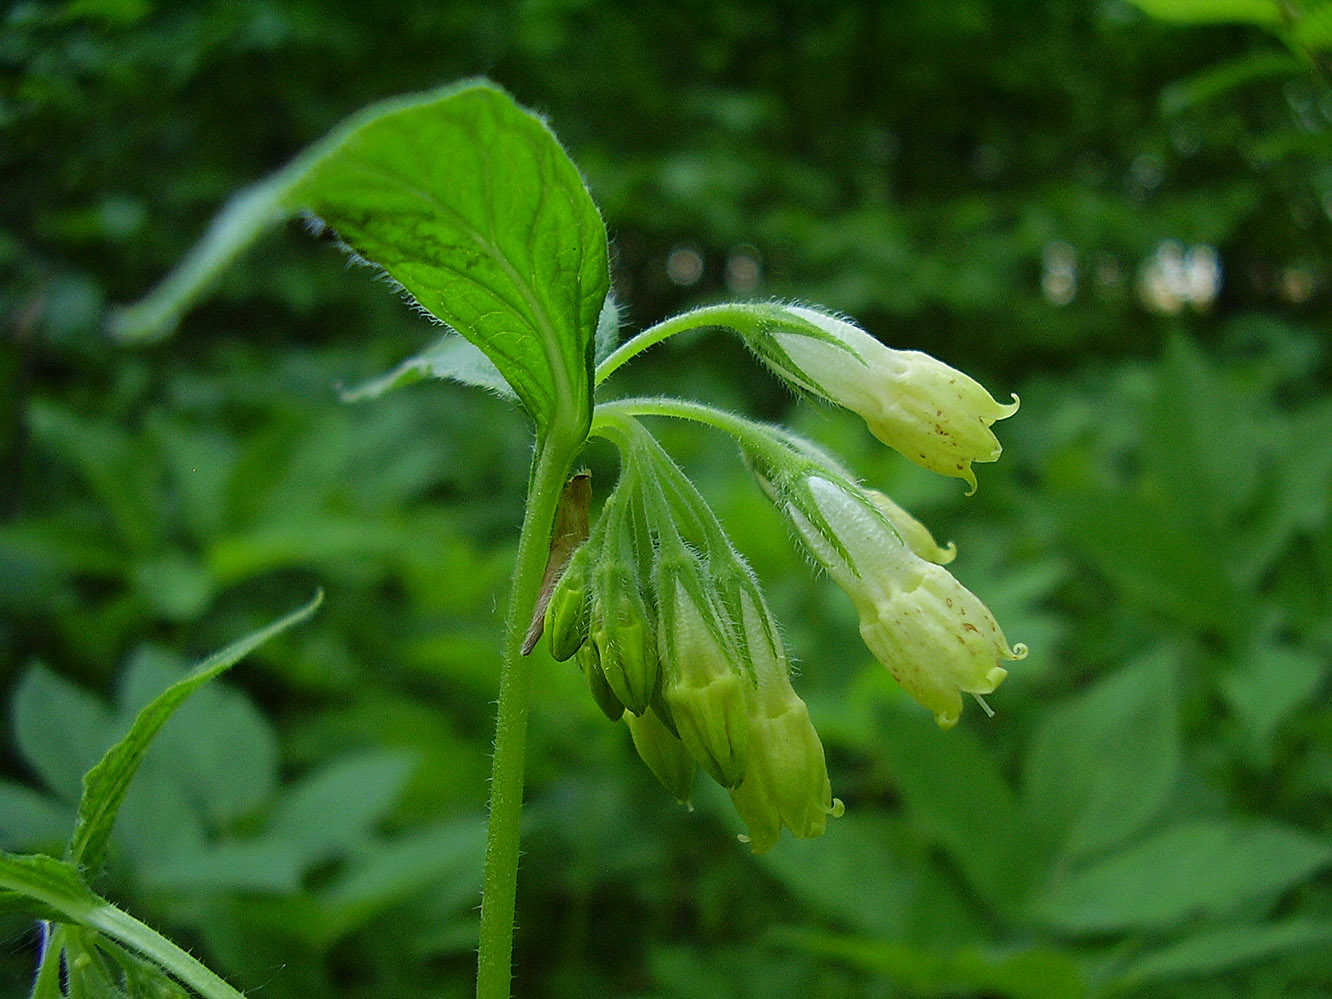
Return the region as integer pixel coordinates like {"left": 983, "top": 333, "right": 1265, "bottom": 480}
{"left": 53, "top": 80, "right": 1023, "bottom": 999}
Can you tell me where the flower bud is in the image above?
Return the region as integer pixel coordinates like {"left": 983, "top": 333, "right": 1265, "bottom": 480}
{"left": 728, "top": 591, "right": 841, "bottom": 852}
{"left": 657, "top": 575, "right": 749, "bottom": 789}
{"left": 545, "top": 543, "right": 591, "bottom": 661}
{"left": 625, "top": 706, "right": 696, "bottom": 804}
{"left": 778, "top": 474, "right": 1024, "bottom": 729}
{"left": 591, "top": 564, "right": 659, "bottom": 715}
{"left": 761, "top": 307, "right": 1018, "bottom": 491}
{"left": 865, "top": 489, "right": 956, "bottom": 565}
{"left": 576, "top": 642, "right": 625, "bottom": 722}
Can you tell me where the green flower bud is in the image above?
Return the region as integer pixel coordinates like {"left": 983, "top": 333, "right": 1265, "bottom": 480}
{"left": 658, "top": 577, "right": 749, "bottom": 789}
{"left": 728, "top": 591, "right": 841, "bottom": 853}
{"left": 592, "top": 573, "right": 659, "bottom": 715}
{"left": 625, "top": 707, "right": 696, "bottom": 804}
{"left": 545, "top": 543, "right": 591, "bottom": 661}
{"left": 865, "top": 489, "right": 956, "bottom": 565}
{"left": 577, "top": 642, "right": 624, "bottom": 722}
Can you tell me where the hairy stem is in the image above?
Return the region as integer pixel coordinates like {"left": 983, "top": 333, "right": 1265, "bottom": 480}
{"left": 475, "top": 434, "right": 579, "bottom": 999}
{"left": 594, "top": 303, "right": 777, "bottom": 384}
{"left": 84, "top": 905, "right": 249, "bottom": 999}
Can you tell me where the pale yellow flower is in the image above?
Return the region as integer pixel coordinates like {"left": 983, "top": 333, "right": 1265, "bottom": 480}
{"left": 787, "top": 475, "right": 1025, "bottom": 729}
{"left": 767, "top": 308, "right": 1018, "bottom": 491}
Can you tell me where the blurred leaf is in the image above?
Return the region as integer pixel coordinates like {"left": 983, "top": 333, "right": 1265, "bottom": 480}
{"left": 1221, "top": 640, "right": 1327, "bottom": 750}
{"left": 265, "top": 749, "right": 416, "bottom": 864}
{"left": 313, "top": 816, "right": 487, "bottom": 944}
{"left": 138, "top": 839, "right": 309, "bottom": 894}
{"left": 1162, "top": 51, "right": 1304, "bottom": 114}
{"left": 0, "top": 781, "right": 71, "bottom": 851}
{"left": 25, "top": 401, "right": 157, "bottom": 553}
{"left": 1058, "top": 493, "right": 1242, "bottom": 635}
{"left": 129, "top": 550, "right": 214, "bottom": 621}
{"left": 1034, "top": 821, "right": 1332, "bottom": 934}
{"left": 116, "top": 645, "right": 281, "bottom": 830}
{"left": 1024, "top": 648, "right": 1180, "bottom": 861}
{"left": 1242, "top": 397, "right": 1332, "bottom": 583}
{"left": 68, "top": 592, "right": 322, "bottom": 872}
{"left": 1142, "top": 337, "right": 1261, "bottom": 530}
{"left": 771, "top": 929, "right": 1086, "bottom": 999}
{"left": 754, "top": 812, "right": 918, "bottom": 937}
{"left": 878, "top": 705, "right": 1044, "bottom": 920}
{"left": 1113, "top": 919, "right": 1332, "bottom": 983}
{"left": 1127, "top": 0, "right": 1282, "bottom": 25}
{"left": 12, "top": 664, "right": 117, "bottom": 804}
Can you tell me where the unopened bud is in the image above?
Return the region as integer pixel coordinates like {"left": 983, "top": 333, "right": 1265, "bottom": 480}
{"left": 545, "top": 543, "right": 591, "bottom": 661}
{"left": 658, "top": 578, "right": 749, "bottom": 789}
{"left": 592, "top": 581, "right": 659, "bottom": 715}
{"left": 865, "top": 489, "right": 956, "bottom": 565}
{"left": 729, "top": 590, "right": 841, "bottom": 852}
{"left": 577, "top": 642, "right": 625, "bottom": 722}
{"left": 625, "top": 707, "right": 696, "bottom": 804}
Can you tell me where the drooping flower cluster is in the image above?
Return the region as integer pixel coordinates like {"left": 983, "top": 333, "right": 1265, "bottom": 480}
{"left": 536, "top": 301, "right": 1023, "bottom": 849}
{"left": 542, "top": 423, "right": 841, "bottom": 853}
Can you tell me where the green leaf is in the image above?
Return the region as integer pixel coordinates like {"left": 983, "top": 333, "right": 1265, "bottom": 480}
{"left": 1024, "top": 649, "right": 1180, "bottom": 861}
{"left": 112, "top": 80, "right": 609, "bottom": 445}
{"left": 344, "top": 294, "right": 621, "bottom": 404}
{"left": 1221, "top": 640, "right": 1327, "bottom": 750}
{"left": 116, "top": 645, "right": 279, "bottom": 830}
{"left": 1127, "top": 0, "right": 1282, "bottom": 25}
{"left": 1114, "top": 919, "right": 1332, "bottom": 984}
{"left": 339, "top": 333, "right": 517, "bottom": 404}
{"left": 769, "top": 929, "right": 1086, "bottom": 999}
{"left": 67, "top": 592, "right": 322, "bottom": 874}
{"left": 877, "top": 704, "right": 1044, "bottom": 920}
{"left": 136, "top": 839, "right": 307, "bottom": 894}
{"left": 0, "top": 852, "right": 100, "bottom": 921}
{"left": 12, "top": 664, "right": 117, "bottom": 803}
{"left": 0, "top": 781, "right": 72, "bottom": 850}
{"left": 1034, "top": 821, "right": 1332, "bottom": 934}
{"left": 313, "top": 816, "right": 487, "bottom": 945}
{"left": 753, "top": 813, "right": 920, "bottom": 937}
{"left": 288, "top": 82, "right": 608, "bottom": 438}
{"left": 1058, "top": 492, "right": 1242, "bottom": 635}
{"left": 265, "top": 749, "right": 416, "bottom": 863}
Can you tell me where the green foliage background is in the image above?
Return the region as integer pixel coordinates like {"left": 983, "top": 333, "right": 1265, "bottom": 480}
{"left": 4, "top": 1, "right": 1332, "bottom": 996}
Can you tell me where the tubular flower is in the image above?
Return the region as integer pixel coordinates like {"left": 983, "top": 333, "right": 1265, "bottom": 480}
{"left": 762, "top": 307, "right": 1018, "bottom": 491}
{"left": 779, "top": 474, "right": 1025, "bottom": 729}
{"left": 727, "top": 590, "right": 842, "bottom": 853}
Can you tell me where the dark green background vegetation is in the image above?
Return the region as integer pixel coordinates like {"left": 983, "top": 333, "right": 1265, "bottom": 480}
{"left": 5, "top": 1, "right": 1332, "bottom": 996}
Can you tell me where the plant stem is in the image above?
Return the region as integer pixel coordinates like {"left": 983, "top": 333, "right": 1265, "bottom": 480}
{"left": 475, "top": 434, "right": 578, "bottom": 999}
{"left": 594, "top": 303, "right": 779, "bottom": 384}
{"left": 84, "top": 904, "right": 248, "bottom": 999}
